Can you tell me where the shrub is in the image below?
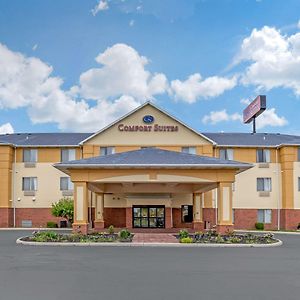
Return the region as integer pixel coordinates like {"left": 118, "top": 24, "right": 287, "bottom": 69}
{"left": 178, "top": 229, "right": 189, "bottom": 239}
{"left": 297, "top": 223, "right": 300, "bottom": 230}
{"left": 255, "top": 222, "right": 264, "bottom": 230}
{"left": 180, "top": 237, "right": 193, "bottom": 243}
{"left": 33, "top": 231, "right": 58, "bottom": 242}
{"left": 108, "top": 225, "right": 115, "bottom": 234}
{"left": 46, "top": 221, "right": 58, "bottom": 228}
{"left": 51, "top": 197, "right": 74, "bottom": 224}
{"left": 119, "top": 229, "right": 132, "bottom": 240}
{"left": 215, "top": 234, "right": 225, "bottom": 243}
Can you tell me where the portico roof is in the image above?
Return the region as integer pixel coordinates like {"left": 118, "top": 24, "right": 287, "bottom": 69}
{"left": 54, "top": 148, "right": 252, "bottom": 173}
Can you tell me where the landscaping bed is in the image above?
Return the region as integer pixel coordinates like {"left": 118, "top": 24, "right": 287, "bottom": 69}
{"left": 20, "top": 229, "right": 134, "bottom": 243}
{"left": 176, "top": 229, "right": 279, "bottom": 244}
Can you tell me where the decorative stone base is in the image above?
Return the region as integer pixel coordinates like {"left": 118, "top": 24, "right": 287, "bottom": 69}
{"left": 94, "top": 220, "right": 105, "bottom": 230}
{"left": 217, "top": 224, "right": 234, "bottom": 234}
{"left": 192, "top": 221, "right": 204, "bottom": 231}
{"left": 72, "top": 223, "right": 89, "bottom": 235}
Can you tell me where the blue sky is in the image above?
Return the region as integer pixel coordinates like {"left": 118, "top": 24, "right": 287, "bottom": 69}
{"left": 1, "top": 0, "right": 300, "bottom": 134}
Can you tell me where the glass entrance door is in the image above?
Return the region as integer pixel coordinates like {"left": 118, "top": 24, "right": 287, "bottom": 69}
{"left": 133, "top": 206, "right": 165, "bottom": 228}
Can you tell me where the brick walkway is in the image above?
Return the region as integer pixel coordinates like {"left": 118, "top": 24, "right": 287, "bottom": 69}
{"left": 132, "top": 233, "right": 178, "bottom": 243}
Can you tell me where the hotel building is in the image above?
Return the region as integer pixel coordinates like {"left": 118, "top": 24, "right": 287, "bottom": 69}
{"left": 1, "top": 102, "right": 300, "bottom": 233}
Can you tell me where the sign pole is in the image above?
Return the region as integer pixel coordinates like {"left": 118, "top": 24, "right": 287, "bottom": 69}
{"left": 253, "top": 116, "right": 256, "bottom": 134}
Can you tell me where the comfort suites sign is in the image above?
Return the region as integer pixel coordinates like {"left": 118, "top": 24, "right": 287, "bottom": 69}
{"left": 118, "top": 115, "right": 179, "bottom": 132}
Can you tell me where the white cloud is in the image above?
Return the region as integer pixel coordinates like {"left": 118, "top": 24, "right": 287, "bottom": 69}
{"left": 235, "top": 26, "right": 300, "bottom": 95}
{"left": 129, "top": 19, "right": 135, "bottom": 27}
{"left": 298, "top": 20, "right": 300, "bottom": 29}
{"left": 240, "top": 98, "right": 251, "bottom": 105}
{"left": 0, "top": 123, "right": 14, "bottom": 134}
{"left": 202, "top": 110, "right": 242, "bottom": 125}
{"left": 91, "top": 0, "right": 109, "bottom": 16}
{"left": 0, "top": 43, "right": 168, "bottom": 132}
{"left": 256, "top": 108, "right": 288, "bottom": 129}
{"left": 202, "top": 107, "right": 287, "bottom": 130}
{"left": 170, "top": 73, "right": 237, "bottom": 103}
{"left": 79, "top": 43, "right": 168, "bottom": 101}
{"left": 0, "top": 43, "right": 53, "bottom": 109}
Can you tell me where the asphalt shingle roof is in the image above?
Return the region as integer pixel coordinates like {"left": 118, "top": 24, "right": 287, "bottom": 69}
{"left": 55, "top": 148, "right": 251, "bottom": 169}
{"left": 0, "top": 133, "right": 92, "bottom": 146}
{"left": 202, "top": 132, "right": 300, "bottom": 147}
{"left": 1, "top": 132, "right": 300, "bottom": 147}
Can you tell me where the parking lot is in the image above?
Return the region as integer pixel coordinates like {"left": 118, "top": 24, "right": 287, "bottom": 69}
{"left": 0, "top": 230, "right": 300, "bottom": 300}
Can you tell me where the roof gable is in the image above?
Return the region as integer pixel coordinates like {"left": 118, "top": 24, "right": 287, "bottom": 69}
{"left": 81, "top": 102, "right": 215, "bottom": 146}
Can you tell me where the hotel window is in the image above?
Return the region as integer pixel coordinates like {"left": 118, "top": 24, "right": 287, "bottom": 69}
{"left": 257, "top": 178, "right": 272, "bottom": 192}
{"left": 181, "top": 147, "right": 196, "bottom": 154}
{"left": 256, "top": 149, "right": 270, "bottom": 163}
{"left": 232, "top": 209, "right": 235, "bottom": 224}
{"left": 61, "top": 149, "right": 76, "bottom": 162}
{"left": 60, "top": 177, "right": 74, "bottom": 191}
{"left": 23, "top": 149, "right": 37, "bottom": 162}
{"left": 257, "top": 209, "right": 272, "bottom": 224}
{"left": 298, "top": 177, "right": 300, "bottom": 191}
{"left": 220, "top": 148, "right": 234, "bottom": 160}
{"left": 298, "top": 148, "right": 300, "bottom": 161}
{"left": 22, "top": 177, "right": 37, "bottom": 191}
{"left": 100, "top": 146, "right": 115, "bottom": 156}
{"left": 182, "top": 205, "right": 193, "bottom": 223}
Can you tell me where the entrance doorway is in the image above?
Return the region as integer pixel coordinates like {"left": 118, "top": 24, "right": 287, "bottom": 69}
{"left": 132, "top": 205, "right": 165, "bottom": 228}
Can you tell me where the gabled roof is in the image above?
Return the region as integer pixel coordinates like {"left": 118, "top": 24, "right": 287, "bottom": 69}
{"left": 54, "top": 148, "right": 252, "bottom": 173}
{"left": 79, "top": 101, "right": 216, "bottom": 145}
{"left": 203, "top": 132, "right": 300, "bottom": 147}
{"left": 0, "top": 133, "right": 92, "bottom": 147}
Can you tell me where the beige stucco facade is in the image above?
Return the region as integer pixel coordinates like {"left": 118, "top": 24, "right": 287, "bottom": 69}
{"left": 1, "top": 102, "right": 300, "bottom": 230}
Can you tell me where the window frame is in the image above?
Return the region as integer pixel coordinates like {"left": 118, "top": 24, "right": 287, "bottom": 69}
{"left": 220, "top": 148, "right": 234, "bottom": 160}
{"left": 257, "top": 177, "right": 272, "bottom": 192}
{"left": 23, "top": 149, "right": 38, "bottom": 163}
{"left": 256, "top": 149, "right": 270, "bottom": 163}
{"left": 257, "top": 209, "right": 272, "bottom": 224}
{"left": 100, "top": 146, "right": 115, "bottom": 156}
{"left": 181, "top": 146, "right": 196, "bottom": 155}
{"left": 22, "top": 177, "right": 38, "bottom": 191}
{"left": 60, "top": 177, "right": 74, "bottom": 191}
{"left": 61, "top": 149, "right": 76, "bottom": 162}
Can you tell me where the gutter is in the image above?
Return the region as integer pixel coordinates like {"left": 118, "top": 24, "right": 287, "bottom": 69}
{"left": 54, "top": 163, "right": 252, "bottom": 169}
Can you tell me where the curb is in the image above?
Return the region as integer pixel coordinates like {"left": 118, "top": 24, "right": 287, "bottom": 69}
{"left": 0, "top": 228, "right": 72, "bottom": 231}
{"left": 235, "top": 230, "right": 300, "bottom": 235}
{"left": 16, "top": 237, "right": 283, "bottom": 248}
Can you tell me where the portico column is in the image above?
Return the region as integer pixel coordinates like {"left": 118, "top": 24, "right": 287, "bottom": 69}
{"left": 94, "top": 193, "right": 105, "bottom": 230}
{"left": 72, "top": 181, "right": 89, "bottom": 234}
{"left": 217, "top": 182, "right": 234, "bottom": 234}
{"left": 192, "top": 193, "right": 204, "bottom": 231}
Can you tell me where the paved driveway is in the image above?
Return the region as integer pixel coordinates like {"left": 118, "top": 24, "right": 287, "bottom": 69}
{"left": 0, "top": 230, "right": 300, "bottom": 300}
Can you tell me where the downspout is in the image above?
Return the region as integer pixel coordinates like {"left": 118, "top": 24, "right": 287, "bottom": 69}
{"left": 213, "top": 146, "right": 218, "bottom": 228}
{"left": 215, "top": 189, "right": 218, "bottom": 227}
{"left": 276, "top": 147, "right": 281, "bottom": 230}
{"left": 12, "top": 146, "right": 17, "bottom": 227}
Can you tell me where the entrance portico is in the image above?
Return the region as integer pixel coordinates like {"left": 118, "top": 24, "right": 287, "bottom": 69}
{"left": 55, "top": 148, "right": 252, "bottom": 234}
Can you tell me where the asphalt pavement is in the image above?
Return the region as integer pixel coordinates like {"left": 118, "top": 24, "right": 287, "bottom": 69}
{"left": 0, "top": 230, "right": 299, "bottom": 300}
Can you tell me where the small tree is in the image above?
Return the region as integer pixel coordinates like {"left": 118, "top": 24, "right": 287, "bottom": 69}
{"left": 51, "top": 197, "right": 74, "bottom": 224}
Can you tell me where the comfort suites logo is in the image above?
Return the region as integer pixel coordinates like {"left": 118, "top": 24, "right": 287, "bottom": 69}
{"left": 118, "top": 115, "right": 179, "bottom": 132}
